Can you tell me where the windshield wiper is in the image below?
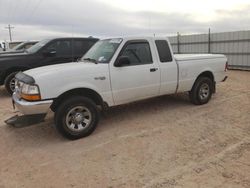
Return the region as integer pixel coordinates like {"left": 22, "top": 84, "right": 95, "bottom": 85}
{"left": 83, "top": 58, "right": 98, "bottom": 64}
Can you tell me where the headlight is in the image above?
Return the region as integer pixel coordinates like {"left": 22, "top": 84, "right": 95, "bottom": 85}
{"left": 21, "top": 83, "right": 39, "bottom": 95}
{"left": 20, "top": 83, "right": 41, "bottom": 101}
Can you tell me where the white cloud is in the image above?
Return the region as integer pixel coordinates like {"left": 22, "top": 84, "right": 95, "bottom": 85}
{"left": 97, "top": 0, "right": 250, "bottom": 21}
{"left": 0, "top": 0, "right": 250, "bottom": 41}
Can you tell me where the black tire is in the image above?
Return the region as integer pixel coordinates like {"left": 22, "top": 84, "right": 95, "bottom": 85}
{"left": 189, "top": 77, "right": 213, "bottom": 105}
{"left": 55, "top": 96, "right": 99, "bottom": 140}
{"left": 4, "top": 72, "right": 18, "bottom": 95}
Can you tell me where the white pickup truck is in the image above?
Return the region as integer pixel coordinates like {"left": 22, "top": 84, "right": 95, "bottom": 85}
{"left": 11, "top": 37, "right": 228, "bottom": 139}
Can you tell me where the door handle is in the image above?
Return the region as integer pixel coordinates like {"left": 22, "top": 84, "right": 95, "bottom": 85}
{"left": 150, "top": 68, "right": 158, "bottom": 72}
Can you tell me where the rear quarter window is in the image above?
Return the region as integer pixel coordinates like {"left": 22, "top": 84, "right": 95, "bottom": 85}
{"left": 155, "top": 40, "right": 172, "bottom": 62}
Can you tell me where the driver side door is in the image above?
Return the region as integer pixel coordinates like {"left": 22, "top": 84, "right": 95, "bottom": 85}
{"left": 110, "top": 40, "right": 160, "bottom": 105}
{"left": 37, "top": 39, "right": 73, "bottom": 67}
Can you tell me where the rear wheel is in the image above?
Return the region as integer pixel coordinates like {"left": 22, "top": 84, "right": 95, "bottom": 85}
{"left": 189, "top": 77, "right": 213, "bottom": 105}
{"left": 4, "top": 72, "right": 18, "bottom": 95}
{"left": 55, "top": 96, "right": 99, "bottom": 140}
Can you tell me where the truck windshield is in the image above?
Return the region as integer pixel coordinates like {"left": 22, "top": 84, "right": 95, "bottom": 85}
{"left": 26, "top": 39, "right": 50, "bottom": 54}
{"left": 81, "top": 38, "right": 122, "bottom": 63}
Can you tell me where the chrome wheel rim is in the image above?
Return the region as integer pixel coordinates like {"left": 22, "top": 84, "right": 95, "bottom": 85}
{"left": 9, "top": 77, "right": 16, "bottom": 92}
{"left": 65, "top": 106, "right": 92, "bottom": 132}
{"left": 199, "top": 83, "right": 210, "bottom": 100}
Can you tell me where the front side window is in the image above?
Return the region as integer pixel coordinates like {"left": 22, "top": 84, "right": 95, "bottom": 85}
{"left": 13, "top": 42, "right": 25, "bottom": 50}
{"left": 82, "top": 38, "right": 122, "bottom": 63}
{"left": 119, "top": 42, "right": 152, "bottom": 66}
{"left": 45, "top": 40, "right": 72, "bottom": 56}
{"left": 24, "top": 44, "right": 34, "bottom": 50}
{"left": 26, "top": 39, "right": 51, "bottom": 53}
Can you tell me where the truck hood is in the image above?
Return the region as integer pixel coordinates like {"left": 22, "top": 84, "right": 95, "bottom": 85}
{"left": 24, "top": 61, "right": 110, "bottom": 99}
{"left": 25, "top": 62, "right": 105, "bottom": 80}
{"left": 0, "top": 53, "right": 32, "bottom": 78}
{"left": 0, "top": 52, "right": 28, "bottom": 58}
{"left": 0, "top": 52, "right": 30, "bottom": 64}
{"left": 0, "top": 50, "right": 25, "bottom": 56}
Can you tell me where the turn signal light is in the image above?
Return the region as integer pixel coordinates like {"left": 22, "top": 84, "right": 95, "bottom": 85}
{"left": 21, "top": 93, "right": 41, "bottom": 101}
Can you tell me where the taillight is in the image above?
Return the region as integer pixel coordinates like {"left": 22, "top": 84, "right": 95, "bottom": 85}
{"left": 225, "top": 61, "right": 228, "bottom": 72}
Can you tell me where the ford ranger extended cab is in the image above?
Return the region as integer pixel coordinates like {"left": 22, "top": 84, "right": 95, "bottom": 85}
{"left": 11, "top": 37, "right": 227, "bottom": 139}
{"left": 0, "top": 37, "right": 98, "bottom": 94}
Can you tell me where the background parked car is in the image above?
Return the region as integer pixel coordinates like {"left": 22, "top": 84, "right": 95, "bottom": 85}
{"left": 0, "top": 41, "right": 38, "bottom": 55}
{"left": 0, "top": 37, "right": 99, "bottom": 94}
{"left": 0, "top": 44, "right": 3, "bottom": 52}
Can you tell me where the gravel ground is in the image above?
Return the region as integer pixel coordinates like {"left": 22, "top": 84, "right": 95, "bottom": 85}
{"left": 0, "top": 70, "right": 250, "bottom": 188}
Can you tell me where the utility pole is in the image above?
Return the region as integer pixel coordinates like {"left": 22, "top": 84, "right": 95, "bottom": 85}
{"left": 177, "top": 32, "right": 180, "bottom": 54}
{"left": 208, "top": 28, "right": 211, "bottom": 53}
{"left": 5, "top": 24, "right": 14, "bottom": 42}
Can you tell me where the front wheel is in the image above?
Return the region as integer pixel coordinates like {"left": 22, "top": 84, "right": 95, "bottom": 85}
{"left": 4, "top": 72, "right": 18, "bottom": 95}
{"left": 55, "top": 96, "right": 99, "bottom": 140}
{"left": 189, "top": 77, "right": 213, "bottom": 105}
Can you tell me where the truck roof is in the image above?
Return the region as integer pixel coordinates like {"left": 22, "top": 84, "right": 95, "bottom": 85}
{"left": 105, "top": 36, "right": 169, "bottom": 41}
{"left": 43, "top": 37, "right": 99, "bottom": 41}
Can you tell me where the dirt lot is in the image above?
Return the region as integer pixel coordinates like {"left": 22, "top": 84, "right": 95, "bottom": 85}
{"left": 0, "top": 70, "right": 250, "bottom": 188}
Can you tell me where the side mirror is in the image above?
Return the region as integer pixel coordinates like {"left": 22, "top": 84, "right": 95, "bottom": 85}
{"left": 43, "top": 49, "right": 56, "bottom": 57}
{"left": 114, "top": 56, "right": 130, "bottom": 67}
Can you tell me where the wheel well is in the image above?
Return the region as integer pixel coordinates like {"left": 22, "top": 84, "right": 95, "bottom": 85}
{"left": 3, "top": 67, "right": 29, "bottom": 81}
{"left": 50, "top": 88, "right": 104, "bottom": 112}
{"left": 197, "top": 71, "right": 214, "bottom": 82}
{"left": 193, "top": 71, "right": 215, "bottom": 92}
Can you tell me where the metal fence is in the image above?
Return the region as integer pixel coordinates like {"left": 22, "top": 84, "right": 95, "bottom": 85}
{"left": 168, "top": 30, "right": 250, "bottom": 70}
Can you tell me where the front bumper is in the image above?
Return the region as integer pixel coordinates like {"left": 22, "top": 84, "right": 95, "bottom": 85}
{"left": 13, "top": 92, "right": 53, "bottom": 115}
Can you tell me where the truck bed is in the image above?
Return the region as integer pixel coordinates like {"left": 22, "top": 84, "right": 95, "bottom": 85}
{"left": 172, "top": 53, "right": 227, "bottom": 93}
{"left": 174, "top": 54, "right": 225, "bottom": 61}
